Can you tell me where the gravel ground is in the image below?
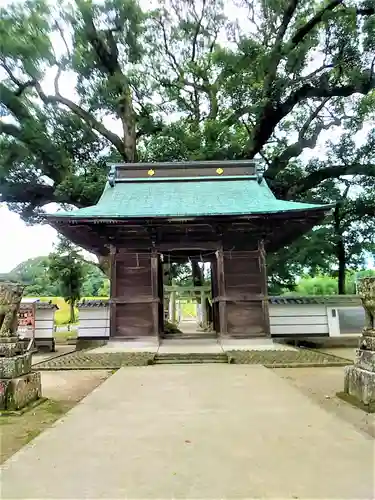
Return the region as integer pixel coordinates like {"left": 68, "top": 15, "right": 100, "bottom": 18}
{"left": 275, "top": 365, "right": 375, "bottom": 438}
{"left": 40, "top": 369, "right": 111, "bottom": 401}
{"left": 1, "top": 370, "right": 111, "bottom": 463}
{"left": 3, "top": 366, "right": 374, "bottom": 499}
{"left": 315, "top": 346, "right": 357, "bottom": 361}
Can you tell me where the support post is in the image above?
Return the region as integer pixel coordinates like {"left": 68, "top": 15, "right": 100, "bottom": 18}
{"left": 151, "top": 248, "right": 160, "bottom": 338}
{"left": 216, "top": 246, "right": 228, "bottom": 336}
{"left": 201, "top": 290, "right": 207, "bottom": 329}
{"left": 109, "top": 245, "right": 117, "bottom": 338}
{"left": 258, "top": 240, "right": 270, "bottom": 337}
{"left": 169, "top": 280, "right": 177, "bottom": 324}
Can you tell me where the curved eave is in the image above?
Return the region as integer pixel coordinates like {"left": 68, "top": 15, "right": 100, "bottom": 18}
{"left": 45, "top": 204, "right": 333, "bottom": 225}
{"left": 46, "top": 205, "right": 333, "bottom": 255}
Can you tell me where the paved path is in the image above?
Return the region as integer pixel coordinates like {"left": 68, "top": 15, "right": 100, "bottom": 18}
{"left": 2, "top": 365, "right": 374, "bottom": 499}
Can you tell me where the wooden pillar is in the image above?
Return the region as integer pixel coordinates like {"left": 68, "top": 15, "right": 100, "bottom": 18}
{"left": 169, "top": 280, "right": 177, "bottom": 323}
{"left": 157, "top": 255, "right": 164, "bottom": 334}
{"left": 216, "top": 246, "right": 228, "bottom": 336}
{"left": 151, "top": 248, "right": 159, "bottom": 338}
{"left": 259, "top": 240, "right": 271, "bottom": 337}
{"left": 211, "top": 259, "right": 218, "bottom": 333}
{"left": 109, "top": 244, "right": 117, "bottom": 338}
{"left": 200, "top": 290, "right": 207, "bottom": 329}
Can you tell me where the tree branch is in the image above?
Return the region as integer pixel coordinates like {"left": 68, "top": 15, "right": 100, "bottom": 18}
{"left": 295, "top": 64, "right": 334, "bottom": 84}
{"left": 0, "top": 121, "right": 23, "bottom": 141}
{"left": 290, "top": 0, "right": 343, "bottom": 48}
{"left": 78, "top": 6, "right": 136, "bottom": 161}
{"left": 263, "top": 0, "right": 299, "bottom": 97}
{"left": 33, "top": 71, "right": 126, "bottom": 158}
{"left": 54, "top": 21, "right": 71, "bottom": 59}
{"left": 0, "top": 83, "right": 66, "bottom": 180}
{"left": 157, "top": 15, "right": 183, "bottom": 78}
{"left": 247, "top": 76, "right": 375, "bottom": 159}
{"left": 356, "top": 6, "right": 375, "bottom": 16}
{"left": 290, "top": 1, "right": 374, "bottom": 50}
{"left": 0, "top": 181, "right": 56, "bottom": 205}
{"left": 265, "top": 98, "right": 332, "bottom": 181}
{"left": 288, "top": 163, "right": 375, "bottom": 198}
{"left": 1, "top": 61, "right": 36, "bottom": 96}
{"left": 191, "top": 0, "right": 206, "bottom": 62}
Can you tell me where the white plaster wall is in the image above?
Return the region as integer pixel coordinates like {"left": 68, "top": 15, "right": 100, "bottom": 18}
{"left": 269, "top": 304, "right": 329, "bottom": 336}
{"left": 78, "top": 307, "right": 110, "bottom": 338}
{"left": 18, "top": 309, "right": 56, "bottom": 339}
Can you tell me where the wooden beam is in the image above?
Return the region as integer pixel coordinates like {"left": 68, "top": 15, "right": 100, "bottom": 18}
{"left": 216, "top": 246, "right": 228, "bottom": 335}
{"left": 109, "top": 244, "right": 117, "bottom": 338}
{"left": 164, "top": 285, "right": 211, "bottom": 293}
{"left": 111, "top": 298, "right": 160, "bottom": 304}
{"left": 212, "top": 294, "right": 264, "bottom": 303}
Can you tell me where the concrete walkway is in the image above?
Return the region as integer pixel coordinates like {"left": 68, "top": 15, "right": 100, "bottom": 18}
{"left": 92, "top": 337, "right": 295, "bottom": 354}
{"left": 2, "top": 365, "right": 374, "bottom": 499}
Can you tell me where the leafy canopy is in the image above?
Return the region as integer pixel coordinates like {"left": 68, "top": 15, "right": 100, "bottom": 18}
{"left": 1, "top": 0, "right": 374, "bottom": 290}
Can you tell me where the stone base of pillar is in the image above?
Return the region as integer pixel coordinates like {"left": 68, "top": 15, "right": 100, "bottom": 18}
{"left": 0, "top": 372, "right": 41, "bottom": 411}
{"left": 344, "top": 364, "right": 375, "bottom": 412}
{"left": 343, "top": 326, "right": 375, "bottom": 412}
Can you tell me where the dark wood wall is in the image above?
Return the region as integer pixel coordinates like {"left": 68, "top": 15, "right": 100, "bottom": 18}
{"left": 110, "top": 242, "right": 269, "bottom": 339}
{"left": 215, "top": 245, "right": 269, "bottom": 338}
{"left": 111, "top": 251, "right": 160, "bottom": 338}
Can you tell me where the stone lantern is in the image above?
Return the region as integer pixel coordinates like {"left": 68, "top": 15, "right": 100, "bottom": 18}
{"left": 0, "top": 282, "right": 41, "bottom": 411}
{"left": 344, "top": 276, "right": 375, "bottom": 411}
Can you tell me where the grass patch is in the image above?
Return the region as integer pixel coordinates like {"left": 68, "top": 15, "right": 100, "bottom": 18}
{"left": 38, "top": 297, "right": 74, "bottom": 325}
{"left": 54, "top": 328, "right": 78, "bottom": 344}
{"left": 0, "top": 399, "right": 74, "bottom": 464}
{"left": 33, "top": 348, "right": 353, "bottom": 369}
{"left": 227, "top": 349, "right": 353, "bottom": 367}
{"left": 37, "top": 296, "right": 108, "bottom": 326}
{"left": 33, "top": 351, "right": 155, "bottom": 370}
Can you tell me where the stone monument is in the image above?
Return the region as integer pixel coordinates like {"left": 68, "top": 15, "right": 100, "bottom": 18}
{"left": 0, "top": 282, "right": 41, "bottom": 411}
{"left": 344, "top": 276, "right": 375, "bottom": 411}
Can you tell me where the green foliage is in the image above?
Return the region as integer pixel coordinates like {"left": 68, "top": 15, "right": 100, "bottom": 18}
{"left": 48, "top": 237, "right": 86, "bottom": 323}
{"left": 285, "top": 269, "right": 375, "bottom": 296}
{"left": 38, "top": 297, "right": 74, "bottom": 326}
{"left": 97, "top": 279, "right": 110, "bottom": 297}
{"left": 0, "top": 0, "right": 374, "bottom": 290}
{"left": 2, "top": 253, "right": 108, "bottom": 302}
{"left": 293, "top": 276, "right": 339, "bottom": 296}
{"left": 4, "top": 257, "right": 60, "bottom": 296}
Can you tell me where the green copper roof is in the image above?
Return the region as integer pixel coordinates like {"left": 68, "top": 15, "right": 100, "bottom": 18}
{"left": 48, "top": 176, "right": 331, "bottom": 219}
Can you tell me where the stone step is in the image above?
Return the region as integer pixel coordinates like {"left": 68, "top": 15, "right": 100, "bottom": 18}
{"left": 154, "top": 359, "right": 227, "bottom": 364}
{"left": 162, "top": 333, "right": 217, "bottom": 340}
{"left": 154, "top": 353, "right": 228, "bottom": 364}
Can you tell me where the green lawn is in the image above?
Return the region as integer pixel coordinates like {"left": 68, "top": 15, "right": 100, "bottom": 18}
{"left": 36, "top": 297, "right": 108, "bottom": 325}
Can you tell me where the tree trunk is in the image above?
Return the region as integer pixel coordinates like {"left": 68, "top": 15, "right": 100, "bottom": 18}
{"left": 337, "top": 238, "right": 346, "bottom": 295}
{"left": 69, "top": 301, "right": 76, "bottom": 324}
{"left": 191, "top": 259, "right": 203, "bottom": 288}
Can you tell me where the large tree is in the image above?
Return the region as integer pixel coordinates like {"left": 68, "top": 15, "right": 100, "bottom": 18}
{"left": 1, "top": 0, "right": 374, "bottom": 282}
